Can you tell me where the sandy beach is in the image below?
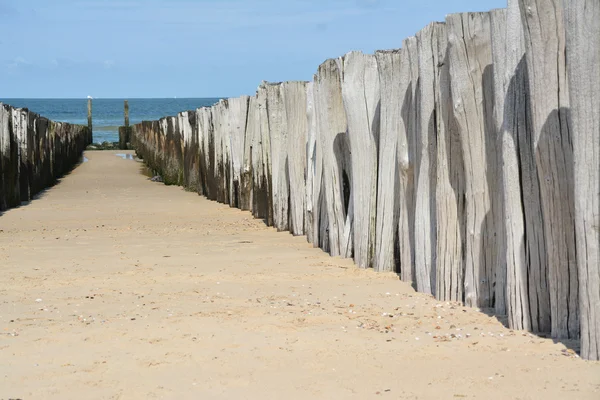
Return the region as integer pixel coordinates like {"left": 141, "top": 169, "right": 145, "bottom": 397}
{"left": 0, "top": 150, "right": 598, "bottom": 399}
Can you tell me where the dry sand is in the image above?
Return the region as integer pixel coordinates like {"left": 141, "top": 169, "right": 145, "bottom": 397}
{"left": 0, "top": 150, "right": 598, "bottom": 399}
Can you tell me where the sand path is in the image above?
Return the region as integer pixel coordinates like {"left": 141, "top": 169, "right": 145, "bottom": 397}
{"left": 0, "top": 151, "right": 598, "bottom": 399}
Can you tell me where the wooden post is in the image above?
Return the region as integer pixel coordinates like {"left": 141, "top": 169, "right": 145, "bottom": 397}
{"left": 124, "top": 100, "right": 129, "bottom": 127}
{"left": 341, "top": 52, "right": 380, "bottom": 270}
{"left": 565, "top": 0, "right": 600, "bottom": 361}
{"left": 119, "top": 100, "right": 131, "bottom": 150}
{"left": 281, "top": 81, "right": 308, "bottom": 236}
{"left": 520, "top": 0, "right": 578, "bottom": 340}
{"left": 87, "top": 98, "right": 92, "bottom": 138}
{"left": 374, "top": 49, "right": 402, "bottom": 274}
{"left": 446, "top": 12, "right": 496, "bottom": 308}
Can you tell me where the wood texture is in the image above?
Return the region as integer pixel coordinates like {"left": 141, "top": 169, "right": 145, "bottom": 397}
{"left": 268, "top": 81, "right": 290, "bottom": 232}
{"left": 314, "top": 59, "right": 352, "bottom": 258}
{"left": 305, "top": 81, "right": 319, "bottom": 245}
{"left": 435, "top": 22, "right": 466, "bottom": 303}
{"left": 254, "top": 84, "right": 273, "bottom": 225}
{"left": 341, "top": 52, "right": 380, "bottom": 269}
{"left": 181, "top": 111, "right": 199, "bottom": 192}
{"left": 520, "top": 0, "right": 578, "bottom": 339}
{"left": 281, "top": 81, "right": 308, "bottom": 236}
{"left": 489, "top": 7, "right": 508, "bottom": 317}
{"left": 263, "top": 83, "right": 287, "bottom": 231}
{"left": 226, "top": 96, "right": 250, "bottom": 208}
{"left": 564, "top": 0, "right": 600, "bottom": 360}
{"left": 446, "top": 12, "right": 497, "bottom": 308}
{"left": 398, "top": 37, "right": 418, "bottom": 283}
{"left": 197, "top": 107, "right": 217, "bottom": 200}
{"left": 415, "top": 23, "right": 445, "bottom": 295}
{"left": 240, "top": 96, "right": 257, "bottom": 211}
{"left": 374, "top": 49, "right": 401, "bottom": 273}
{"left": 490, "top": 1, "right": 551, "bottom": 332}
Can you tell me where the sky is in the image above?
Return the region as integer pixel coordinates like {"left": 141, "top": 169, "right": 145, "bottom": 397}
{"left": 1, "top": 0, "right": 506, "bottom": 98}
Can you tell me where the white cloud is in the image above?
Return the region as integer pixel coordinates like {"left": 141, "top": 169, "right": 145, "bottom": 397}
{"left": 103, "top": 60, "right": 115, "bottom": 69}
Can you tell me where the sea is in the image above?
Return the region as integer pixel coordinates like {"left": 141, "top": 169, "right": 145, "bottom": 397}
{"left": 0, "top": 98, "right": 221, "bottom": 143}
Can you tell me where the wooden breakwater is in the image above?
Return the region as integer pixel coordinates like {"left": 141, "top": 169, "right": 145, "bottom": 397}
{"left": 130, "top": 0, "right": 599, "bottom": 360}
{"left": 0, "top": 103, "right": 92, "bottom": 211}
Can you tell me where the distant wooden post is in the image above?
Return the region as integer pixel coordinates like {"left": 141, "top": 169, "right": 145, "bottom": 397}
{"left": 87, "top": 98, "right": 93, "bottom": 138}
{"left": 124, "top": 100, "right": 129, "bottom": 127}
{"left": 119, "top": 99, "right": 131, "bottom": 150}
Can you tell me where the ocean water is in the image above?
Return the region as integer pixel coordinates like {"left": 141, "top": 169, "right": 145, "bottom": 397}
{"left": 0, "top": 98, "right": 221, "bottom": 143}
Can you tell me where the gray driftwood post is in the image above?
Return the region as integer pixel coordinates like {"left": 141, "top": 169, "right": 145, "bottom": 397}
{"left": 254, "top": 84, "right": 273, "bottom": 226}
{"left": 446, "top": 12, "right": 497, "bottom": 308}
{"left": 491, "top": 3, "right": 527, "bottom": 329}
{"left": 519, "top": 0, "right": 578, "bottom": 340}
{"left": 265, "top": 83, "right": 288, "bottom": 231}
{"left": 306, "top": 80, "right": 324, "bottom": 248}
{"left": 227, "top": 96, "right": 250, "bottom": 209}
{"left": 415, "top": 22, "right": 445, "bottom": 295}
{"left": 341, "top": 51, "right": 380, "bottom": 269}
{"left": 241, "top": 96, "right": 257, "bottom": 212}
{"left": 374, "top": 49, "right": 400, "bottom": 274}
{"left": 435, "top": 27, "right": 465, "bottom": 303}
{"left": 398, "top": 37, "right": 418, "bottom": 284}
{"left": 314, "top": 59, "right": 353, "bottom": 258}
{"left": 564, "top": 0, "right": 600, "bottom": 361}
{"left": 281, "top": 81, "right": 308, "bottom": 236}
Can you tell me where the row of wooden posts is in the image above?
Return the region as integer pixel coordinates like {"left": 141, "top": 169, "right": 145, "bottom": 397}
{"left": 0, "top": 104, "right": 92, "bottom": 211}
{"left": 126, "top": 0, "right": 599, "bottom": 360}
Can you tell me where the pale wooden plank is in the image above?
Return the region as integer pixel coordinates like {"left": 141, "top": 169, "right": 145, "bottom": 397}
{"left": 398, "top": 37, "right": 418, "bottom": 283}
{"left": 341, "top": 51, "right": 380, "bottom": 269}
{"left": 227, "top": 96, "right": 250, "bottom": 208}
{"left": 520, "top": 0, "right": 579, "bottom": 339}
{"left": 415, "top": 22, "right": 445, "bottom": 295}
{"left": 564, "top": 0, "right": 600, "bottom": 360}
{"left": 281, "top": 81, "right": 308, "bottom": 236}
{"left": 264, "top": 83, "right": 288, "bottom": 231}
{"left": 241, "top": 96, "right": 258, "bottom": 212}
{"left": 446, "top": 12, "right": 498, "bottom": 307}
{"left": 305, "top": 81, "right": 318, "bottom": 245}
{"left": 314, "top": 59, "right": 352, "bottom": 258}
{"left": 374, "top": 49, "right": 401, "bottom": 273}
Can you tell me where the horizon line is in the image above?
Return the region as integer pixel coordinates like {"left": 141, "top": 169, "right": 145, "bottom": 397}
{"left": 1, "top": 97, "right": 226, "bottom": 100}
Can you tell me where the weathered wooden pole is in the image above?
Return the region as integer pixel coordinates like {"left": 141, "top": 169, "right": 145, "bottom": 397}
{"left": 341, "top": 51, "right": 380, "bottom": 270}
{"left": 564, "top": 0, "right": 600, "bottom": 361}
{"left": 124, "top": 100, "right": 129, "bottom": 127}
{"left": 314, "top": 60, "right": 352, "bottom": 258}
{"left": 119, "top": 100, "right": 131, "bottom": 150}
{"left": 446, "top": 12, "right": 496, "bottom": 308}
{"left": 520, "top": 0, "right": 578, "bottom": 340}
{"left": 87, "top": 97, "right": 93, "bottom": 138}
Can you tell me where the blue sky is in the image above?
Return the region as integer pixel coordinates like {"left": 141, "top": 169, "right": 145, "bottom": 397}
{"left": 1, "top": 0, "right": 506, "bottom": 98}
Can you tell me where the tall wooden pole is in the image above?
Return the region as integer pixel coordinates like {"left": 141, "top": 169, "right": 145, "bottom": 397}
{"left": 565, "top": 0, "right": 600, "bottom": 361}
{"left": 87, "top": 98, "right": 93, "bottom": 139}
{"left": 124, "top": 100, "right": 129, "bottom": 127}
